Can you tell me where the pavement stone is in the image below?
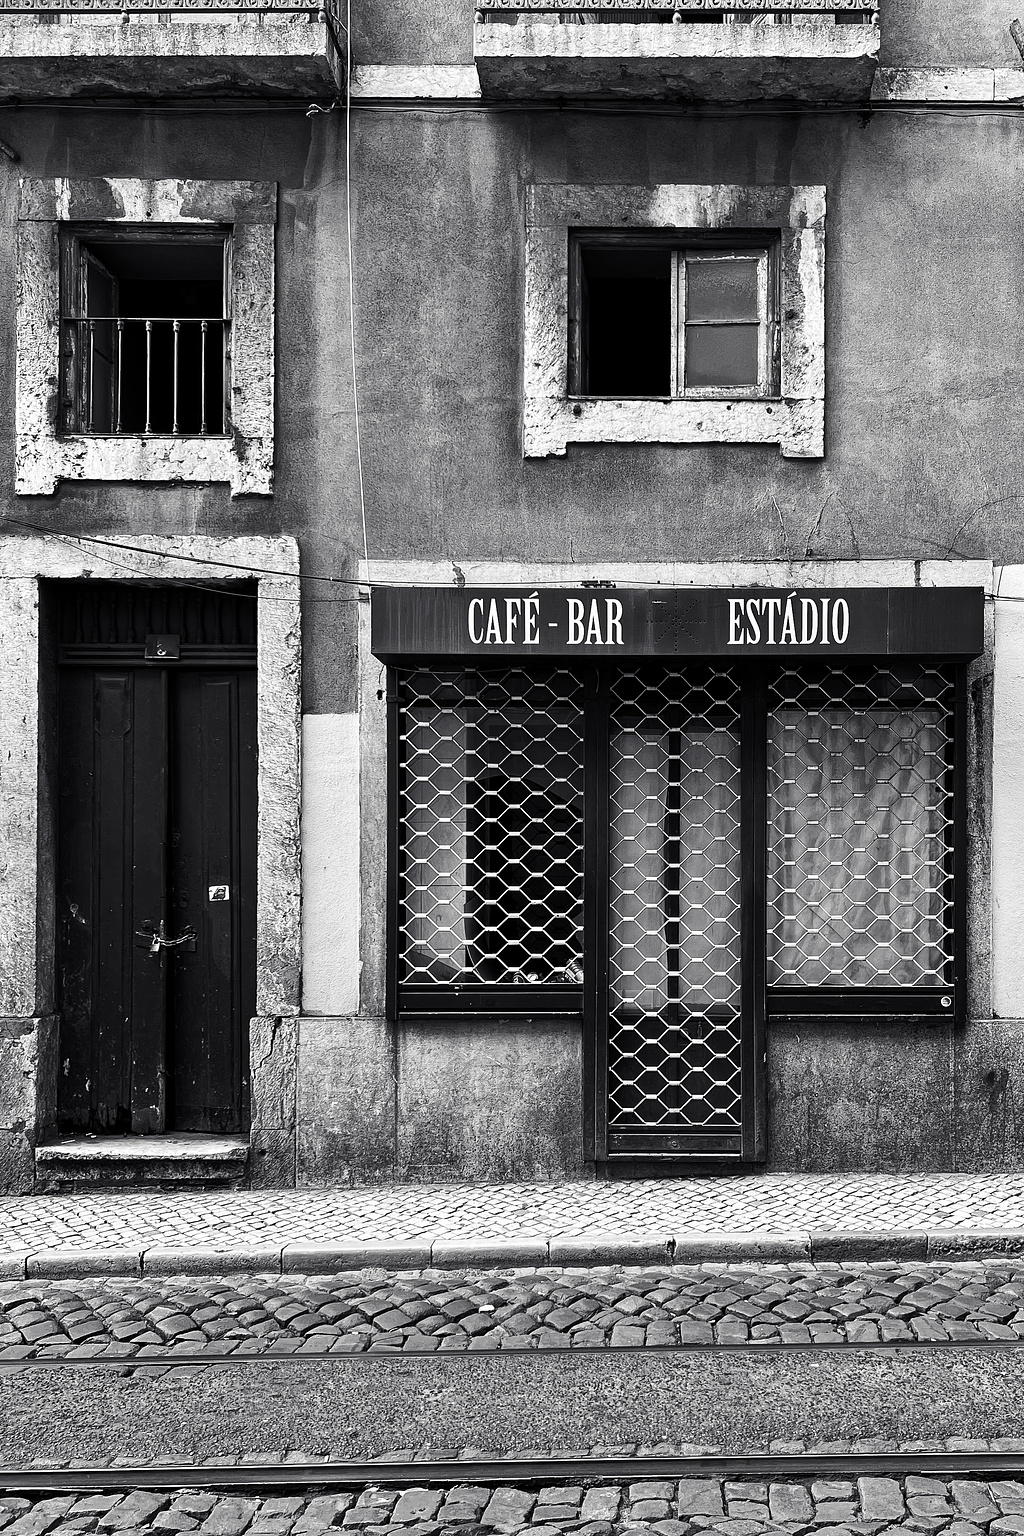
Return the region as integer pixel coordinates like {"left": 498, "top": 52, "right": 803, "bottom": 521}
{"left": 3, "top": 1257, "right": 1024, "bottom": 1357}
{"left": 7, "top": 1176, "right": 1024, "bottom": 1275}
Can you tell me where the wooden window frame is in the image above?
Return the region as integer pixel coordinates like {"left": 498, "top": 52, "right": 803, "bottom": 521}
{"left": 59, "top": 224, "right": 233, "bottom": 440}
{"left": 568, "top": 231, "right": 780, "bottom": 402}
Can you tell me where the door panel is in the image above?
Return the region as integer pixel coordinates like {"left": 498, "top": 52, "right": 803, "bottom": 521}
{"left": 605, "top": 666, "right": 749, "bottom": 1159}
{"left": 169, "top": 670, "right": 256, "bottom": 1133}
{"left": 57, "top": 668, "right": 168, "bottom": 1131}
{"left": 55, "top": 582, "right": 257, "bottom": 1137}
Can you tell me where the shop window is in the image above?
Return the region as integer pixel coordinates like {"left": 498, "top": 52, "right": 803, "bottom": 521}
{"left": 390, "top": 661, "right": 962, "bottom": 1025}
{"left": 766, "top": 663, "right": 955, "bottom": 994}
{"left": 573, "top": 239, "right": 778, "bottom": 400}
{"left": 61, "top": 231, "right": 229, "bottom": 438}
{"left": 394, "top": 667, "right": 585, "bottom": 1015}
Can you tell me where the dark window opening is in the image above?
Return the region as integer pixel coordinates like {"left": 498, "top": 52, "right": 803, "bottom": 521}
{"left": 61, "top": 232, "right": 229, "bottom": 437}
{"left": 577, "top": 245, "right": 672, "bottom": 397}
{"left": 571, "top": 235, "right": 778, "bottom": 399}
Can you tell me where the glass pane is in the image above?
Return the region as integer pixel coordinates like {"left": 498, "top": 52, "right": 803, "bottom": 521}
{"left": 685, "top": 323, "right": 760, "bottom": 388}
{"left": 607, "top": 667, "right": 743, "bottom": 1133}
{"left": 398, "top": 667, "right": 585, "bottom": 988}
{"left": 766, "top": 665, "right": 956, "bottom": 989}
{"left": 686, "top": 258, "right": 760, "bottom": 322}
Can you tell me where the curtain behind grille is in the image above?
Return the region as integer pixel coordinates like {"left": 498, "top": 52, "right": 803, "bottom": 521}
{"left": 767, "top": 699, "right": 954, "bottom": 988}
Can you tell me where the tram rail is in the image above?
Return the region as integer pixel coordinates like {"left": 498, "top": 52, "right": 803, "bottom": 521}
{"left": 4, "top": 1448, "right": 1024, "bottom": 1494}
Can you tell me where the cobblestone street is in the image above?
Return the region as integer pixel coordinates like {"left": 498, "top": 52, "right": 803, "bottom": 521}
{"left": 9, "top": 1474, "right": 1024, "bottom": 1536}
{"left": 2, "top": 1262, "right": 1024, "bottom": 1357}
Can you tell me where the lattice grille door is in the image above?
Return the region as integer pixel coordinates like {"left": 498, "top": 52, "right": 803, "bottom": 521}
{"left": 607, "top": 666, "right": 745, "bottom": 1143}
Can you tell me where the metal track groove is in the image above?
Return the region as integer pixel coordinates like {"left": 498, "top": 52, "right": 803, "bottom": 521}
{"left": 2, "top": 1336, "right": 1024, "bottom": 1368}
{"left": 4, "top": 1450, "right": 1024, "bottom": 1494}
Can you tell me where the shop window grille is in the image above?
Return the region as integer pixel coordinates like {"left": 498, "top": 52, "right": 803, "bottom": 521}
{"left": 607, "top": 665, "right": 743, "bottom": 1133}
{"left": 767, "top": 663, "right": 956, "bottom": 990}
{"left": 394, "top": 665, "right": 585, "bottom": 1014}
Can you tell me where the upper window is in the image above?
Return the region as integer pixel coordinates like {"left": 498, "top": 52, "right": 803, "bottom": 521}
{"left": 61, "top": 229, "right": 229, "bottom": 438}
{"left": 524, "top": 183, "right": 824, "bottom": 459}
{"left": 17, "top": 178, "right": 275, "bottom": 497}
{"left": 572, "top": 237, "right": 778, "bottom": 400}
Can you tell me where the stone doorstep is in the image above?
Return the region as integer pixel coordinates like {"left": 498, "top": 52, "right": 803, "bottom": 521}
{"left": 35, "top": 1136, "right": 249, "bottom": 1164}
{"left": 32, "top": 1136, "right": 250, "bottom": 1199}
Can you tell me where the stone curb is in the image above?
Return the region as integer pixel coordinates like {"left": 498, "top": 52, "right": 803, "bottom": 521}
{"left": 1, "top": 1228, "right": 1024, "bottom": 1280}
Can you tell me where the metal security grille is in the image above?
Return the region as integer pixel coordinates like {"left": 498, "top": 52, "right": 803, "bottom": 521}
{"left": 767, "top": 663, "right": 956, "bottom": 989}
{"left": 607, "top": 666, "right": 743, "bottom": 1134}
{"left": 395, "top": 666, "right": 585, "bottom": 1004}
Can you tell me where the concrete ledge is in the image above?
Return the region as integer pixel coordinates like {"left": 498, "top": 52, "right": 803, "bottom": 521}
{"left": 26, "top": 1248, "right": 141, "bottom": 1279}
{"left": 549, "top": 1235, "right": 673, "bottom": 1266}
{"left": 281, "top": 1242, "right": 432, "bottom": 1273}
{"left": 142, "top": 1247, "right": 283, "bottom": 1276}
{"left": 673, "top": 1231, "right": 811, "bottom": 1264}
{"left": 431, "top": 1239, "right": 549, "bottom": 1268}
{"left": 810, "top": 1231, "right": 929, "bottom": 1262}
{"left": 926, "top": 1229, "right": 1024, "bottom": 1258}
{"left": 8, "top": 1226, "right": 1024, "bottom": 1279}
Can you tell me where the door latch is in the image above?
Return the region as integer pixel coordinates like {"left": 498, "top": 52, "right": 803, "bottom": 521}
{"left": 134, "top": 919, "right": 197, "bottom": 955}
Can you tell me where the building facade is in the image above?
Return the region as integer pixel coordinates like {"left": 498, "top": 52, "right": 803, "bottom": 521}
{"left": 0, "top": 0, "right": 1023, "bottom": 1190}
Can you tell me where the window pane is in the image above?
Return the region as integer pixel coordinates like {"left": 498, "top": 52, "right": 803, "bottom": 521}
{"left": 579, "top": 245, "right": 671, "bottom": 396}
{"left": 684, "top": 323, "right": 760, "bottom": 388}
{"left": 398, "top": 667, "right": 585, "bottom": 988}
{"left": 686, "top": 258, "right": 760, "bottom": 322}
{"left": 767, "top": 665, "right": 956, "bottom": 989}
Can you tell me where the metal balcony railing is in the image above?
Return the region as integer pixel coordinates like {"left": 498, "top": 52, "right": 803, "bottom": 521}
{"left": 64, "top": 315, "right": 230, "bottom": 437}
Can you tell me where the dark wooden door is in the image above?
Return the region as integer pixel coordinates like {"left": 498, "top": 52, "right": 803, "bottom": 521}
{"left": 55, "top": 584, "right": 257, "bottom": 1135}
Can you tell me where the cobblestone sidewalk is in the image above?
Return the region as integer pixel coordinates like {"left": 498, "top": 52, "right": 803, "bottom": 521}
{"left": 7, "top": 1474, "right": 1024, "bottom": 1536}
{"left": 3, "top": 1261, "right": 1024, "bottom": 1358}
{"left": 7, "top": 1176, "right": 1024, "bottom": 1275}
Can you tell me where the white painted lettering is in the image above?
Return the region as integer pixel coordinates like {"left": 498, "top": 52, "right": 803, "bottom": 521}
{"left": 832, "top": 598, "right": 850, "bottom": 645}
{"left": 780, "top": 592, "right": 798, "bottom": 645}
{"left": 800, "top": 596, "right": 819, "bottom": 646}
{"left": 505, "top": 598, "right": 520, "bottom": 645}
{"left": 606, "top": 599, "right": 624, "bottom": 647}
{"left": 484, "top": 600, "right": 502, "bottom": 645}
{"left": 567, "top": 598, "right": 585, "bottom": 645}
{"left": 764, "top": 598, "right": 782, "bottom": 644}
{"left": 585, "top": 600, "right": 603, "bottom": 646}
{"left": 728, "top": 598, "right": 746, "bottom": 646}
{"left": 468, "top": 598, "right": 485, "bottom": 644}
{"left": 745, "top": 598, "right": 762, "bottom": 644}
{"left": 524, "top": 591, "right": 540, "bottom": 645}
{"left": 820, "top": 597, "right": 830, "bottom": 645}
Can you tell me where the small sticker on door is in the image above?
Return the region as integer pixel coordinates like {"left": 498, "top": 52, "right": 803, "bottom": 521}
{"left": 209, "top": 885, "right": 230, "bottom": 902}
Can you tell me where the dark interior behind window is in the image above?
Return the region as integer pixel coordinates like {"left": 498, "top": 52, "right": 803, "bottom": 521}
{"left": 578, "top": 246, "right": 671, "bottom": 396}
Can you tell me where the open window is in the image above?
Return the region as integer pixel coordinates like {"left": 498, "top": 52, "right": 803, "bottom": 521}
{"left": 572, "top": 236, "right": 779, "bottom": 400}
{"left": 61, "top": 229, "right": 230, "bottom": 437}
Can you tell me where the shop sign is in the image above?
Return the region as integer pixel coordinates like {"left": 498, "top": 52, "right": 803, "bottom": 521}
{"left": 371, "top": 586, "right": 985, "bottom": 660}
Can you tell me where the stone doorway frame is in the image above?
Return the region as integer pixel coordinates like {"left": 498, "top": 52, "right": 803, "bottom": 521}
{"left": 0, "top": 533, "right": 301, "bottom": 1192}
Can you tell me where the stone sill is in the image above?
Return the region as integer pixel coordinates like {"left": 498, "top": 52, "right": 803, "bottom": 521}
{"left": 475, "top": 19, "right": 878, "bottom": 100}
{"left": 0, "top": 17, "right": 342, "bottom": 99}
{"left": 36, "top": 1134, "right": 249, "bottom": 1163}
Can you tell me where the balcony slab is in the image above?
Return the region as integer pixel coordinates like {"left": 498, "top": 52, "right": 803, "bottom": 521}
{"left": 0, "top": 15, "right": 342, "bottom": 101}
{"left": 474, "top": 19, "right": 878, "bottom": 102}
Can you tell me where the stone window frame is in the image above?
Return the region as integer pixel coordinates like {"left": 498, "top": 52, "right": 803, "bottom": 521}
{"left": 524, "top": 182, "right": 826, "bottom": 460}
{"left": 16, "top": 178, "right": 276, "bottom": 498}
